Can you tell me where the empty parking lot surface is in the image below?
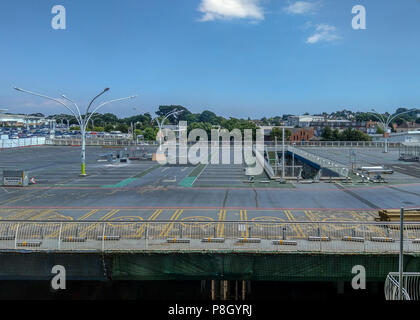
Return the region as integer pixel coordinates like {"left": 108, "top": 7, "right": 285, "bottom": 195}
{"left": 0, "top": 146, "right": 419, "bottom": 217}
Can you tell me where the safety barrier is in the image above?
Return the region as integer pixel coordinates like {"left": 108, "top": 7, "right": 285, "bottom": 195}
{"left": 0, "top": 220, "right": 420, "bottom": 253}
{"left": 0, "top": 138, "right": 46, "bottom": 149}
{"left": 45, "top": 139, "right": 401, "bottom": 149}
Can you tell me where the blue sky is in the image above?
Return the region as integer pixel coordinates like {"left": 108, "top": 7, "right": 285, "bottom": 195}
{"left": 0, "top": 0, "right": 419, "bottom": 118}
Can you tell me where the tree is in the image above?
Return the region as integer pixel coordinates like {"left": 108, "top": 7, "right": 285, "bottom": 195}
{"left": 270, "top": 128, "right": 291, "bottom": 141}
{"left": 199, "top": 110, "right": 218, "bottom": 124}
{"left": 115, "top": 123, "right": 129, "bottom": 133}
{"left": 104, "top": 124, "right": 114, "bottom": 132}
{"left": 157, "top": 105, "right": 191, "bottom": 123}
{"left": 339, "top": 128, "right": 371, "bottom": 141}
{"left": 321, "top": 126, "right": 333, "bottom": 140}
{"left": 143, "top": 127, "right": 157, "bottom": 141}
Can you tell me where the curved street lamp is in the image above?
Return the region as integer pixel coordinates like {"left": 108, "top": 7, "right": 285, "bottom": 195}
{"left": 154, "top": 109, "right": 184, "bottom": 151}
{"left": 368, "top": 108, "right": 416, "bottom": 153}
{"left": 14, "top": 87, "right": 137, "bottom": 176}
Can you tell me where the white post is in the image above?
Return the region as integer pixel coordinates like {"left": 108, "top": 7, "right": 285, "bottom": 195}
{"left": 399, "top": 207, "right": 404, "bottom": 300}
{"left": 282, "top": 127, "right": 285, "bottom": 180}
{"left": 81, "top": 123, "right": 87, "bottom": 176}
{"left": 14, "top": 224, "right": 20, "bottom": 249}
{"left": 102, "top": 222, "right": 106, "bottom": 252}
{"left": 58, "top": 223, "right": 63, "bottom": 250}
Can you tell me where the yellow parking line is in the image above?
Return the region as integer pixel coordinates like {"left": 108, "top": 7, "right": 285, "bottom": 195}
{"left": 216, "top": 209, "right": 226, "bottom": 238}
{"left": 240, "top": 210, "right": 249, "bottom": 238}
{"left": 284, "top": 210, "right": 305, "bottom": 238}
{"left": 289, "top": 210, "right": 305, "bottom": 238}
{"left": 79, "top": 209, "right": 120, "bottom": 237}
{"left": 305, "top": 210, "right": 317, "bottom": 221}
{"left": 48, "top": 209, "right": 99, "bottom": 238}
{"left": 8, "top": 209, "right": 34, "bottom": 220}
{"left": 160, "top": 209, "right": 183, "bottom": 237}
{"left": 216, "top": 209, "right": 223, "bottom": 238}
{"left": 135, "top": 209, "right": 162, "bottom": 237}
{"left": 29, "top": 209, "right": 55, "bottom": 220}
{"left": 79, "top": 209, "right": 99, "bottom": 220}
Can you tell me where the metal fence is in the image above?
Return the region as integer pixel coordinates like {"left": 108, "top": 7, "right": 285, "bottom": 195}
{"left": 385, "top": 273, "right": 420, "bottom": 300}
{"left": 0, "top": 137, "right": 46, "bottom": 149}
{"left": 1, "top": 220, "right": 420, "bottom": 253}
{"left": 263, "top": 141, "right": 401, "bottom": 148}
{"left": 287, "top": 145, "right": 350, "bottom": 177}
{"left": 46, "top": 138, "right": 401, "bottom": 149}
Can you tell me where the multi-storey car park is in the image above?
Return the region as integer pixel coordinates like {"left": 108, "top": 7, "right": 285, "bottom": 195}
{"left": 0, "top": 141, "right": 420, "bottom": 300}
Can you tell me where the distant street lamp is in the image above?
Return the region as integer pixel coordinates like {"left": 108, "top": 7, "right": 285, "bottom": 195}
{"left": 14, "top": 87, "right": 137, "bottom": 176}
{"left": 154, "top": 109, "right": 184, "bottom": 151}
{"left": 369, "top": 109, "right": 416, "bottom": 153}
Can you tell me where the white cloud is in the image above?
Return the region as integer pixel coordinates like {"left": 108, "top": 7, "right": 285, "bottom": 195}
{"left": 283, "top": 1, "right": 320, "bottom": 15}
{"left": 198, "top": 0, "right": 264, "bottom": 22}
{"left": 306, "top": 24, "right": 340, "bottom": 44}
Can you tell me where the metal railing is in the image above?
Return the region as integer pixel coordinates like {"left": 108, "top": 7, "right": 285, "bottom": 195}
{"left": 45, "top": 138, "right": 402, "bottom": 149}
{"left": 1, "top": 220, "right": 420, "bottom": 253}
{"left": 385, "top": 273, "right": 420, "bottom": 300}
{"left": 287, "top": 145, "right": 350, "bottom": 177}
{"left": 263, "top": 141, "right": 401, "bottom": 148}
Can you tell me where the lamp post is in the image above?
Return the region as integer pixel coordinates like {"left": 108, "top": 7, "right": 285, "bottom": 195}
{"left": 368, "top": 109, "right": 416, "bottom": 153}
{"left": 154, "top": 109, "right": 183, "bottom": 151}
{"left": 14, "top": 87, "right": 137, "bottom": 176}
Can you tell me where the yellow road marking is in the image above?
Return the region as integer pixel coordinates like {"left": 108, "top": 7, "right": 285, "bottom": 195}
{"left": 29, "top": 209, "right": 55, "bottom": 220}
{"left": 284, "top": 210, "right": 305, "bottom": 238}
{"left": 305, "top": 210, "right": 317, "bottom": 221}
{"left": 8, "top": 209, "right": 34, "bottom": 220}
{"left": 48, "top": 209, "right": 99, "bottom": 238}
{"left": 79, "top": 209, "right": 99, "bottom": 220}
{"left": 216, "top": 209, "right": 226, "bottom": 238}
{"left": 135, "top": 209, "right": 162, "bottom": 238}
{"left": 288, "top": 211, "right": 305, "bottom": 237}
{"left": 79, "top": 209, "right": 120, "bottom": 237}
{"left": 240, "top": 210, "right": 249, "bottom": 238}
{"left": 160, "top": 209, "right": 183, "bottom": 237}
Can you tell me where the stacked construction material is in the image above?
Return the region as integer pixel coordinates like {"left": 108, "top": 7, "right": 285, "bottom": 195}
{"left": 378, "top": 209, "right": 420, "bottom": 222}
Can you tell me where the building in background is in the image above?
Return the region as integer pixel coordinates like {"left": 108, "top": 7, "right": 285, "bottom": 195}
{"left": 287, "top": 115, "right": 378, "bottom": 136}
{"left": 371, "top": 131, "right": 420, "bottom": 143}
{"left": 393, "top": 122, "right": 420, "bottom": 133}
{"left": 0, "top": 111, "right": 48, "bottom": 127}
{"left": 289, "top": 127, "right": 315, "bottom": 142}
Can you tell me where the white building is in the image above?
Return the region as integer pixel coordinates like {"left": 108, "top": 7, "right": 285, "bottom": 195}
{"left": 287, "top": 116, "right": 326, "bottom": 127}
{"left": 0, "top": 112, "right": 48, "bottom": 127}
{"left": 371, "top": 131, "right": 420, "bottom": 143}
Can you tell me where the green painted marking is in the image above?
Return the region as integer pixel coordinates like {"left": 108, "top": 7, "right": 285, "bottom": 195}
{"left": 179, "top": 177, "right": 196, "bottom": 188}
{"left": 102, "top": 164, "right": 161, "bottom": 188}
{"left": 102, "top": 178, "right": 137, "bottom": 188}
{"left": 134, "top": 164, "right": 161, "bottom": 178}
